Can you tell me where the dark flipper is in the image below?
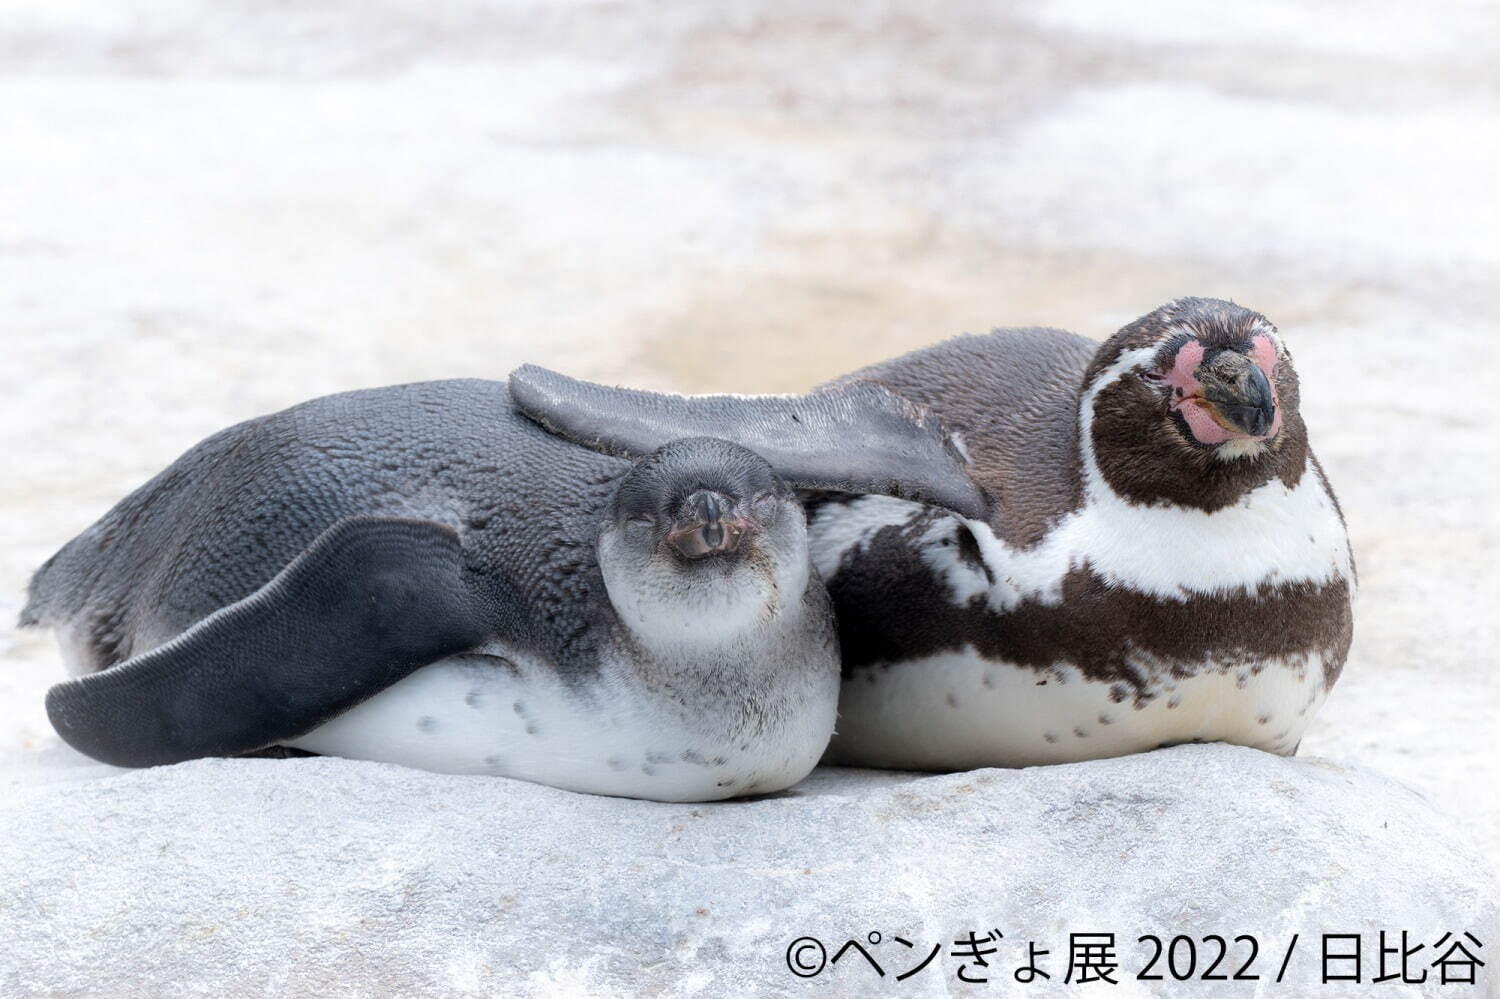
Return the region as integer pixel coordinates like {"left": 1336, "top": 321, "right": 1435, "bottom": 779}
{"left": 46, "top": 517, "right": 512, "bottom": 768}
{"left": 508, "top": 365, "right": 990, "bottom": 521}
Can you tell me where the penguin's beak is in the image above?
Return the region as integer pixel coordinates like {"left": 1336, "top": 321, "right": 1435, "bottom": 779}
{"left": 668, "top": 491, "right": 753, "bottom": 559}
{"left": 1196, "top": 351, "right": 1277, "bottom": 438}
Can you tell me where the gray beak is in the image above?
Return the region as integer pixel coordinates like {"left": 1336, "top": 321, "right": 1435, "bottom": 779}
{"left": 667, "top": 491, "right": 751, "bottom": 559}
{"left": 1197, "top": 351, "right": 1276, "bottom": 437}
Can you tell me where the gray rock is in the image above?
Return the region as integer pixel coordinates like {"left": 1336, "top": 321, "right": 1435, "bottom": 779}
{"left": 1, "top": 745, "right": 1495, "bottom": 997}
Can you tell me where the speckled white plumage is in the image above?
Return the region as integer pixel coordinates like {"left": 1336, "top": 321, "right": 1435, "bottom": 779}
{"left": 827, "top": 647, "right": 1330, "bottom": 769}
{"left": 290, "top": 635, "right": 837, "bottom": 802}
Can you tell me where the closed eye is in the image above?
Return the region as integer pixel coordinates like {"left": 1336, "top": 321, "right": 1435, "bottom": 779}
{"left": 751, "top": 492, "right": 779, "bottom": 522}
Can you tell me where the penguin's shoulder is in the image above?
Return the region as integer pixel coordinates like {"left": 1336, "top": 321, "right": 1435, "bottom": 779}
{"left": 833, "top": 327, "right": 1097, "bottom": 419}
{"left": 835, "top": 328, "right": 1098, "bottom": 547}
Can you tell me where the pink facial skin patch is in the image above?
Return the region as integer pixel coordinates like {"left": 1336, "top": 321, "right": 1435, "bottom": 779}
{"left": 1247, "top": 333, "right": 1284, "bottom": 439}
{"left": 1161, "top": 335, "right": 1281, "bottom": 445}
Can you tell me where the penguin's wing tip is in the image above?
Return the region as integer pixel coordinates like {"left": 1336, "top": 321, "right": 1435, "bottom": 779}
{"left": 45, "top": 516, "right": 507, "bottom": 769}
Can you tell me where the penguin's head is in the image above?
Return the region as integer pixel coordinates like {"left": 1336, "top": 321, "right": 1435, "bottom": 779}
{"left": 1083, "top": 298, "right": 1308, "bottom": 509}
{"left": 598, "top": 437, "right": 811, "bottom": 649}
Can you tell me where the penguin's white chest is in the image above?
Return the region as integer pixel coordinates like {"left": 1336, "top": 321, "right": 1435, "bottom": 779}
{"left": 826, "top": 648, "right": 1330, "bottom": 770}
{"left": 289, "top": 646, "right": 838, "bottom": 801}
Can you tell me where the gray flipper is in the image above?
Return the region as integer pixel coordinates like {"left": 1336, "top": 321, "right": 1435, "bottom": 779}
{"left": 508, "top": 365, "right": 990, "bottom": 521}
{"left": 46, "top": 516, "right": 514, "bottom": 768}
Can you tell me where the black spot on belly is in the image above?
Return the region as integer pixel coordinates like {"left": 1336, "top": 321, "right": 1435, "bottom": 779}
{"left": 1073, "top": 727, "right": 1088, "bottom": 738}
{"left": 465, "top": 689, "right": 484, "bottom": 709}
{"left": 484, "top": 754, "right": 504, "bottom": 768}
{"left": 641, "top": 764, "right": 657, "bottom": 776}
{"left": 511, "top": 700, "right": 539, "bottom": 735}
{"left": 1098, "top": 714, "right": 1114, "bottom": 726}
{"left": 608, "top": 756, "right": 627, "bottom": 772}
{"left": 1043, "top": 732, "right": 1058, "bottom": 744}
{"left": 418, "top": 716, "right": 438, "bottom": 733}
{"left": 945, "top": 692, "right": 959, "bottom": 709}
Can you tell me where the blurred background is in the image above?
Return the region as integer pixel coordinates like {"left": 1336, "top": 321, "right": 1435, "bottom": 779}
{"left": 2, "top": 2, "right": 1497, "bottom": 870}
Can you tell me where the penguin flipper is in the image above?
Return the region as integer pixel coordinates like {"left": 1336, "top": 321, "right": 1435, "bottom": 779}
{"left": 508, "top": 364, "right": 989, "bottom": 521}
{"left": 45, "top": 516, "right": 509, "bottom": 768}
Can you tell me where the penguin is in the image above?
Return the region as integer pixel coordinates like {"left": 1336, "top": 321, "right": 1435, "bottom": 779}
{"left": 21, "top": 377, "right": 982, "bottom": 800}
{"left": 507, "top": 298, "right": 1356, "bottom": 770}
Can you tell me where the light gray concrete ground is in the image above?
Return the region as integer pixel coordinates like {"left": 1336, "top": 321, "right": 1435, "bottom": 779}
{"left": 3, "top": 748, "right": 1496, "bottom": 998}
{"left": 2, "top": 0, "right": 1497, "bottom": 940}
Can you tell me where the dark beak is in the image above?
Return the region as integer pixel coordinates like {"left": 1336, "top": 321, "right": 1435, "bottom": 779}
{"left": 1198, "top": 351, "right": 1276, "bottom": 437}
{"left": 668, "top": 490, "right": 751, "bottom": 559}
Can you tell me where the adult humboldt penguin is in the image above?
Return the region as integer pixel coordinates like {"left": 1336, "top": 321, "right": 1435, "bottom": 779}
{"left": 22, "top": 377, "right": 984, "bottom": 799}
{"left": 509, "top": 298, "right": 1356, "bottom": 770}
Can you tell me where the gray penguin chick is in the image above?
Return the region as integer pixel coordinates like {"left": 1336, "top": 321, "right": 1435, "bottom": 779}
{"left": 24, "top": 377, "right": 978, "bottom": 800}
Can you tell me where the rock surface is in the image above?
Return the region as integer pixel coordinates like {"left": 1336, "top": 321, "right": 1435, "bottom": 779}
{"left": 2, "top": 746, "right": 1494, "bottom": 997}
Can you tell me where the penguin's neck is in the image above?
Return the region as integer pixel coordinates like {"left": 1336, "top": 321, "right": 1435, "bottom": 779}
{"left": 602, "top": 548, "right": 829, "bottom": 742}
{"left": 598, "top": 531, "right": 812, "bottom": 664}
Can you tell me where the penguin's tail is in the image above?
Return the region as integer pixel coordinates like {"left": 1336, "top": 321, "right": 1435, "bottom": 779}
{"left": 18, "top": 537, "right": 139, "bottom": 675}
{"left": 19, "top": 517, "right": 113, "bottom": 633}
{"left": 18, "top": 548, "right": 66, "bottom": 629}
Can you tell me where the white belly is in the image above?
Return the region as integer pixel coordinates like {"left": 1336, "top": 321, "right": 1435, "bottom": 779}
{"left": 291, "top": 650, "right": 837, "bottom": 802}
{"left": 826, "top": 648, "right": 1329, "bottom": 770}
